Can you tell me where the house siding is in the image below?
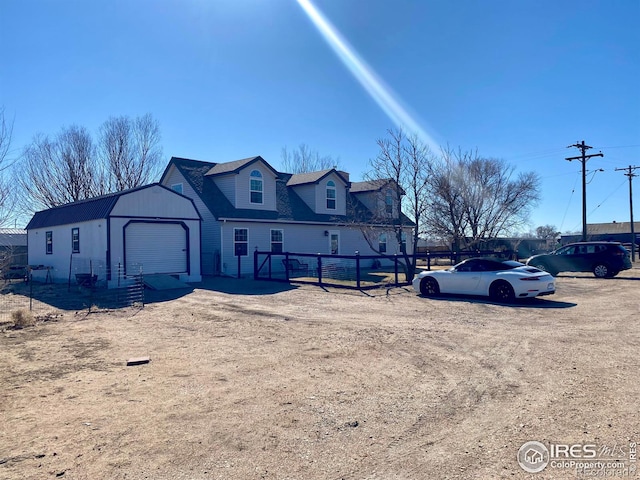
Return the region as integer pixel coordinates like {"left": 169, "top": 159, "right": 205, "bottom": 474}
{"left": 215, "top": 175, "right": 236, "bottom": 207}
{"left": 163, "top": 167, "right": 221, "bottom": 275}
{"left": 292, "top": 184, "right": 316, "bottom": 211}
{"left": 233, "top": 164, "right": 277, "bottom": 211}
{"left": 315, "top": 173, "right": 347, "bottom": 216}
{"left": 28, "top": 219, "right": 107, "bottom": 283}
{"left": 110, "top": 184, "right": 200, "bottom": 219}
{"left": 352, "top": 191, "right": 377, "bottom": 213}
{"left": 218, "top": 221, "right": 411, "bottom": 276}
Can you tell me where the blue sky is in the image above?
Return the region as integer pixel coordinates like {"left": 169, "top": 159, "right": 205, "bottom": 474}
{"left": 1, "top": 0, "right": 639, "bottom": 233}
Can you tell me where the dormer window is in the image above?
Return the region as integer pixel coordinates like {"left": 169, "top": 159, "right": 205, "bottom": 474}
{"left": 250, "top": 170, "right": 263, "bottom": 204}
{"left": 326, "top": 181, "right": 336, "bottom": 210}
{"left": 385, "top": 191, "right": 393, "bottom": 214}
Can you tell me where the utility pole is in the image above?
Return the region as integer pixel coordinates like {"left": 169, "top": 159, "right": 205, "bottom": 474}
{"left": 615, "top": 165, "right": 639, "bottom": 262}
{"left": 566, "top": 141, "right": 604, "bottom": 241}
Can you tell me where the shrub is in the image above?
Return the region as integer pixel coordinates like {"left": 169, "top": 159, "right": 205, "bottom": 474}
{"left": 12, "top": 309, "right": 35, "bottom": 328}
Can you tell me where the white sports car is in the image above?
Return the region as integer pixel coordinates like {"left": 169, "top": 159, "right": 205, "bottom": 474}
{"left": 412, "top": 258, "right": 556, "bottom": 302}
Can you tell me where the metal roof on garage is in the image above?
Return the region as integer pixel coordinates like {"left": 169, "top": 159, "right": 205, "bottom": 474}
{"left": 25, "top": 184, "right": 170, "bottom": 230}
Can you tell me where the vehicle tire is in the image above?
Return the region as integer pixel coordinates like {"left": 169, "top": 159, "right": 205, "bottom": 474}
{"left": 593, "top": 263, "right": 610, "bottom": 278}
{"left": 489, "top": 280, "right": 515, "bottom": 303}
{"left": 530, "top": 262, "right": 557, "bottom": 277}
{"left": 420, "top": 277, "right": 440, "bottom": 297}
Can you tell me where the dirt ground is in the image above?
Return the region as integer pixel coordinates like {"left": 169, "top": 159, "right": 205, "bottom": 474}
{"left": 1, "top": 266, "right": 639, "bottom": 480}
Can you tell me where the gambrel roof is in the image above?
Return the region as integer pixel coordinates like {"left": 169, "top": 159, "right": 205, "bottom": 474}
{"left": 26, "top": 192, "right": 122, "bottom": 229}
{"left": 25, "top": 184, "right": 198, "bottom": 229}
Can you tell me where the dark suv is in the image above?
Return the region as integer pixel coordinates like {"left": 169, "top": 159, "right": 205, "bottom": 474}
{"left": 526, "top": 241, "right": 632, "bottom": 278}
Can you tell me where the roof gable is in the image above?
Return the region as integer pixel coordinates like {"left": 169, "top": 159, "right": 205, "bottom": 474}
{"left": 205, "top": 156, "right": 278, "bottom": 178}
{"left": 286, "top": 169, "right": 349, "bottom": 187}
{"left": 350, "top": 179, "right": 406, "bottom": 196}
{"left": 350, "top": 179, "right": 390, "bottom": 193}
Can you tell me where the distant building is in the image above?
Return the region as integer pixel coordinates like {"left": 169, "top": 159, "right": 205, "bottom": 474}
{"left": 560, "top": 221, "right": 640, "bottom": 245}
{"left": 0, "top": 228, "right": 28, "bottom": 268}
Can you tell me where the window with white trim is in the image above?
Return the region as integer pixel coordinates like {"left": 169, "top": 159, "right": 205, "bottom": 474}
{"left": 271, "top": 229, "right": 283, "bottom": 253}
{"left": 326, "top": 180, "right": 336, "bottom": 210}
{"left": 379, "top": 233, "right": 387, "bottom": 253}
{"left": 46, "top": 231, "right": 53, "bottom": 254}
{"left": 72, "top": 227, "right": 80, "bottom": 253}
{"left": 400, "top": 231, "right": 407, "bottom": 253}
{"left": 250, "top": 170, "right": 263, "bottom": 204}
{"left": 234, "top": 228, "right": 248, "bottom": 256}
{"left": 385, "top": 191, "right": 393, "bottom": 214}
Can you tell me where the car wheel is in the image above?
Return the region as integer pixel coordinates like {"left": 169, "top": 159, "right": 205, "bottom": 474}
{"left": 593, "top": 264, "right": 610, "bottom": 278}
{"left": 420, "top": 277, "right": 440, "bottom": 297}
{"left": 489, "top": 280, "right": 515, "bottom": 303}
{"left": 530, "top": 262, "right": 557, "bottom": 277}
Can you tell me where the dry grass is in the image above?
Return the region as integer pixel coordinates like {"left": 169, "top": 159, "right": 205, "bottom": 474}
{"left": 1, "top": 268, "right": 639, "bottom": 479}
{"left": 10, "top": 309, "right": 35, "bottom": 329}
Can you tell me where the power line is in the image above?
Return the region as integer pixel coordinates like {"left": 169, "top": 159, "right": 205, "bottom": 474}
{"left": 559, "top": 171, "right": 581, "bottom": 233}
{"left": 614, "top": 165, "right": 639, "bottom": 261}
{"left": 565, "top": 141, "right": 604, "bottom": 242}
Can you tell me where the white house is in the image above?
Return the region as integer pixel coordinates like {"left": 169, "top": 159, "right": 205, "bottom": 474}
{"left": 26, "top": 184, "right": 202, "bottom": 287}
{"left": 160, "top": 156, "right": 415, "bottom": 277}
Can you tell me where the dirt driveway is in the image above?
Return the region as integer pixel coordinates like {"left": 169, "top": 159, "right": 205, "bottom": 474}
{"left": 1, "top": 268, "right": 639, "bottom": 480}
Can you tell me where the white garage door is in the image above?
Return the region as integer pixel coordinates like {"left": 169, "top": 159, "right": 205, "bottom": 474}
{"left": 125, "top": 222, "right": 187, "bottom": 275}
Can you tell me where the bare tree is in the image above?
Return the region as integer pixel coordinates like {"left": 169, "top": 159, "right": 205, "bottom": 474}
{"left": 361, "top": 128, "right": 434, "bottom": 280}
{"left": 18, "top": 114, "right": 163, "bottom": 212}
{"left": 98, "top": 114, "right": 163, "bottom": 191}
{"left": 424, "top": 150, "right": 468, "bottom": 251}
{"left": 19, "top": 126, "right": 104, "bottom": 210}
{"left": 425, "top": 147, "right": 541, "bottom": 250}
{"left": 280, "top": 144, "right": 340, "bottom": 174}
{"left": 535, "top": 224, "right": 560, "bottom": 250}
{"left": 0, "top": 106, "right": 15, "bottom": 226}
{"left": 535, "top": 224, "right": 559, "bottom": 240}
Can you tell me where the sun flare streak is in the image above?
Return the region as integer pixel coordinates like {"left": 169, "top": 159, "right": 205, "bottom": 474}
{"left": 296, "top": 0, "right": 439, "bottom": 150}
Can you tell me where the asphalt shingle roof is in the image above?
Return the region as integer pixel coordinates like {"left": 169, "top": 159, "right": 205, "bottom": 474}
{"left": 286, "top": 169, "right": 349, "bottom": 187}
{"left": 166, "top": 157, "right": 415, "bottom": 226}
{"left": 205, "top": 156, "right": 279, "bottom": 178}
{"left": 350, "top": 180, "right": 388, "bottom": 193}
